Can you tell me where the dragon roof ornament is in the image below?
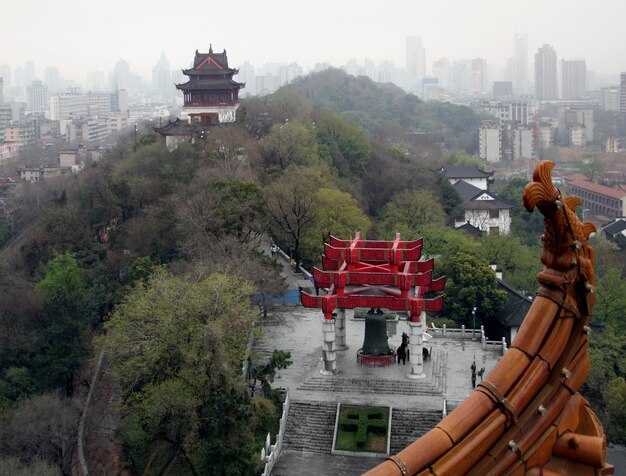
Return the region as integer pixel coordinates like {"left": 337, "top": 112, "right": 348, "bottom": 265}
{"left": 365, "top": 160, "right": 613, "bottom": 476}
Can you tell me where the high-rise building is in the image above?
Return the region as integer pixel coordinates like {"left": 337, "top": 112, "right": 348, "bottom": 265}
{"left": 479, "top": 121, "right": 501, "bottom": 162}
{"left": 0, "top": 65, "right": 11, "bottom": 93}
{"left": 432, "top": 58, "right": 451, "bottom": 90}
{"left": 27, "top": 80, "right": 49, "bottom": 113}
{"left": 470, "top": 58, "right": 487, "bottom": 94}
{"left": 152, "top": 52, "right": 171, "bottom": 98}
{"left": 0, "top": 77, "right": 3, "bottom": 104}
{"left": 561, "top": 59, "right": 586, "bottom": 99}
{"left": 406, "top": 36, "right": 426, "bottom": 84}
{"left": 513, "top": 34, "right": 528, "bottom": 95}
{"left": 86, "top": 71, "right": 107, "bottom": 92}
{"left": 44, "top": 66, "right": 65, "bottom": 95}
{"left": 23, "top": 61, "right": 36, "bottom": 86}
{"left": 602, "top": 86, "right": 620, "bottom": 112}
{"left": 111, "top": 60, "right": 130, "bottom": 91}
{"left": 279, "top": 63, "right": 303, "bottom": 86}
{"left": 535, "top": 44, "right": 558, "bottom": 100}
{"left": 237, "top": 62, "right": 256, "bottom": 96}
{"left": 451, "top": 61, "right": 470, "bottom": 93}
{"left": 364, "top": 59, "right": 376, "bottom": 82}
{"left": 620, "top": 73, "right": 626, "bottom": 114}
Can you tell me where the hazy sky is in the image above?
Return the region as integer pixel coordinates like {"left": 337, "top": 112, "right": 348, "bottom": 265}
{"left": 2, "top": 0, "right": 625, "bottom": 83}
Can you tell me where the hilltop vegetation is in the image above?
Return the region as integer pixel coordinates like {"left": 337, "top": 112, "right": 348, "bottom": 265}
{"left": 0, "top": 68, "right": 625, "bottom": 473}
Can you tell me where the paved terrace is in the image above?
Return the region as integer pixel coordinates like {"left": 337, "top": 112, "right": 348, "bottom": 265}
{"left": 255, "top": 248, "right": 505, "bottom": 475}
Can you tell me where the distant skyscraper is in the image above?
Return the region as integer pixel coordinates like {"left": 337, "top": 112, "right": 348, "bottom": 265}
{"left": 364, "top": 59, "right": 376, "bottom": 82}
{"left": 561, "top": 59, "right": 586, "bottom": 99}
{"left": 513, "top": 34, "right": 528, "bottom": 95}
{"left": 620, "top": 73, "right": 626, "bottom": 113}
{"left": 111, "top": 60, "right": 130, "bottom": 91}
{"left": 44, "top": 66, "right": 64, "bottom": 94}
{"left": 0, "top": 77, "right": 3, "bottom": 104}
{"left": 237, "top": 62, "right": 256, "bottom": 96}
{"left": 432, "top": 58, "right": 451, "bottom": 90}
{"left": 152, "top": 52, "right": 171, "bottom": 98}
{"left": 406, "top": 36, "right": 426, "bottom": 84}
{"left": 279, "top": 63, "right": 303, "bottom": 86}
{"left": 535, "top": 44, "right": 558, "bottom": 100}
{"left": 0, "top": 64, "right": 11, "bottom": 92}
{"left": 451, "top": 60, "right": 470, "bottom": 93}
{"left": 601, "top": 86, "right": 620, "bottom": 112}
{"left": 86, "top": 71, "right": 107, "bottom": 92}
{"left": 24, "top": 61, "right": 36, "bottom": 85}
{"left": 470, "top": 58, "right": 487, "bottom": 94}
{"left": 27, "top": 80, "right": 49, "bottom": 113}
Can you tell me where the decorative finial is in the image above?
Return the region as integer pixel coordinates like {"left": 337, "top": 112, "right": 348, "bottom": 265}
{"left": 209, "top": 44, "right": 213, "bottom": 54}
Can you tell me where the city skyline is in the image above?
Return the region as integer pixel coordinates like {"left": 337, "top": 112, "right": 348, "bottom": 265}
{"left": 2, "top": 0, "right": 626, "bottom": 86}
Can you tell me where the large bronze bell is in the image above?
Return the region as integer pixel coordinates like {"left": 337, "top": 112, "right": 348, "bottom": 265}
{"left": 361, "top": 315, "right": 390, "bottom": 355}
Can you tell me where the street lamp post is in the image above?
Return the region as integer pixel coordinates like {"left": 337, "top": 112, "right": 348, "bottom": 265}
{"left": 472, "top": 307, "right": 477, "bottom": 340}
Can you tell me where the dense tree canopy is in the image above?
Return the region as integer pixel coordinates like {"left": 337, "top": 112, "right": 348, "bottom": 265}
{"left": 100, "top": 269, "right": 275, "bottom": 475}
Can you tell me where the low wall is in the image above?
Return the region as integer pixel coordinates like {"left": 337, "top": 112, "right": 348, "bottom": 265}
{"left": 261, "top": 393, "right": 290, "bottom": 476}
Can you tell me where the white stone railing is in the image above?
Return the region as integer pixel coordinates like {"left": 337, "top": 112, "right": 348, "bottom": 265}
{"left": 260, "top": 393, "right": 290, "bottom": 476}
{"left": 429, "top": 324, "right": 483, "bottom": 339}
{"left": 429, "top": 325, "right": 507, "bottom": 355}
{"left": 483, "top": 336, "right": 508, "bottom": 355}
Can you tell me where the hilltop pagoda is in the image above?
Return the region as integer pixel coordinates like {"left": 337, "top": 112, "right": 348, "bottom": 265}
{"left": 177, "top": 46, "right": 244, "bottom": 125}
{"left": 155, "top": 45, "right": 244, "bottom": 149}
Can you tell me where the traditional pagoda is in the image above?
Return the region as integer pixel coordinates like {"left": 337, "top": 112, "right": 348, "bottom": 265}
{"left": 177, "top": 45, "right": 244, "bottom": 125}
{"left": 155, "top": 45, "right": 244, "bottom": 149}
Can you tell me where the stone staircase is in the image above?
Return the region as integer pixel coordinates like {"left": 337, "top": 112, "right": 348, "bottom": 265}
{"left": 297, "top": 348, "right": 447, "bottom": 396}
{"left": 281, "top": 401, "right": 442, "bottom": 455}
{"left": 282, "top": 401, "right": 338, "bottom": 454}
{"left": 390, "top": 408, "right": 441, "bottom": 453}
{"left": 274, "top": 401, "right": 442, "bottom": 475}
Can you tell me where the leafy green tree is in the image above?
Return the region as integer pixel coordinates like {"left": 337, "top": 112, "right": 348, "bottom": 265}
{"left": 478, "top": 234, "right": 540, "bottom": 293}
{"left": 435, "top": 174, "right": 463, "bottom": 222}
{"left": 419, "top": 223, "right": 483, "bottom": 259}
{"left": 585, "top": 330, "right": 626, "bottom": 444}
{"left": 361, "top": 142, "right": 435, "bottom": 217}
{"left": 380, "top": 189, "right": 446, "bottom": 238}
{"left": 605, "top": 377, "right": 626, "bottom": 443}
{"left": 316, "top": 112, "right": 370, "bottom": 176}
{"left": 99, "top": 269, "right": 275, "bottom": 475}
{"left": 443, "top": 149, "right": 483, "bottom": 167}
{"left": 301, "top": 188, "right": 371, "bottom": 262}
{"left": 265, "top": 165, "right": 332, "bottom": 260}
{"left": 267, "top": 88, "right": 312, "bottom": 124}
{"left": 495, "top": 177, "right": 544, "bottom": 245}
{"left": 439, "top": 251, "right": 507, "bottom": 323}
{"left": 34, "top": 252, "right": 88, "bottom": 395}
{"left": 262, "top": 122, "right": 318, "bottom": 173}
{"left": 594, "top": 266, "right": 626, "bottom": 334}
{"left": 250, "top": 350, "right": 292, "bottom": 397}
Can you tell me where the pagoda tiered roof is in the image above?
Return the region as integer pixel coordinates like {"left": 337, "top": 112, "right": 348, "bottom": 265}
{"left": 175, "top": 78, "right": 244, "bottom": 91}
{"left": 181, "top": 46, "right": 239, "bottom": 77}
{"left": 300, "top": 232, "right": 445, "bottom": 321}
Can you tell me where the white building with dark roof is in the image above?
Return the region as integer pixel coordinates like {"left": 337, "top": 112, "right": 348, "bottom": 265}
{"left": 441, "top": 164, "right": 494, "bottom": 190}
{"left": 452, "top": 180, "right": 513, "bottom": 235}
{"left": 601, "top": 218, "right": 626, "bottom": 242}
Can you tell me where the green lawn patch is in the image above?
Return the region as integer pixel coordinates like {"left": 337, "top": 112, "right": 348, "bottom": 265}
{"left": 334, "top": 405, "right": 389, "bottom": 454}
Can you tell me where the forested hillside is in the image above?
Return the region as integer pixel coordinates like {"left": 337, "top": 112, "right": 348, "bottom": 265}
{"left": 0, "top": 70, "right": 624, "bottom": 474}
